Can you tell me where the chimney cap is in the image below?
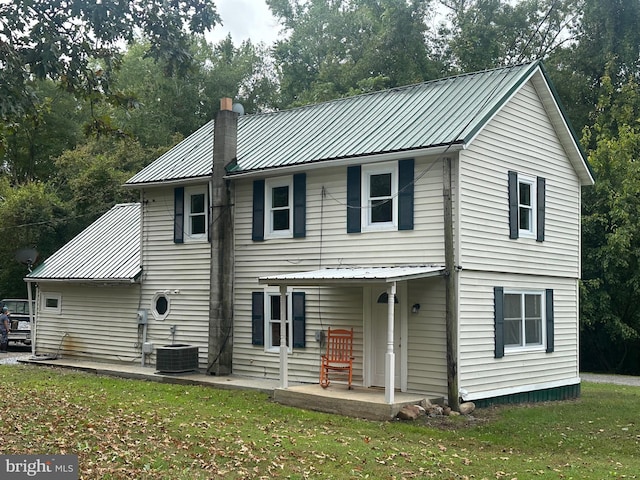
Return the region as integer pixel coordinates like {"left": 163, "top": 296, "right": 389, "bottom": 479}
{"left": 220, "top": 97, "right": 233, "bottom": 111}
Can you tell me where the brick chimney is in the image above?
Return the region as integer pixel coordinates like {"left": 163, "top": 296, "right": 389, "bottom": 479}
{"left": 208, "top": 98, "right": 238, "bottom": 375}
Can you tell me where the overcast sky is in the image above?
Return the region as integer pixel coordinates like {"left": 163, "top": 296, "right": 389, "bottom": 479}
{"left": 207, "top": 0, "right": 281, "bottom": 46}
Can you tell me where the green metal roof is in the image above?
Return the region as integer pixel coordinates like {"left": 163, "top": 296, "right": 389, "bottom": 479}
{"left": 26, "top": 204, "right": 141, "bottom": 283}
{"left": 126, "top": 61, "right": 593, "bottom": 186}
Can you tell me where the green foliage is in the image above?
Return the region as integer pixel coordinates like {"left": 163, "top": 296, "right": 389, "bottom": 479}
{"left": 54, "top": 136, "right": 168, "bottom": 217}
{"left": 0, "top": 0, "right": 220, "bottom": 123}
{"left": 439, "top": 0, "right": 581, "bottom": 71}
{"left": 0, "top": 181, "right": 69, "bottom": 298}
{"left": 1, "top": 80, "right": 86, "bottom": 183}
{"left": 580, "top": 74, "right": 640, "bottom": 373}
{"left": 269, "top": 0, "right": 446, "bottom": 107}
{"left": 111, "top": 38, "right": 278, "bottom": 147}
{"left": 2, "top": 365, "right": 640, "bottom": 478}
{"left": 547, "top": 0, "right": 640, "bottom": 134}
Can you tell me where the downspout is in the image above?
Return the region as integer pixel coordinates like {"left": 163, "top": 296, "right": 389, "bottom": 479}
{"left": 443, "top": 156, "right": 460, "bottom": 411}
{"left": 207, "top": 98, "right": 238, "bottom": 375}
{"left": 138, "top": 192, "right": 148, "bottom": 368}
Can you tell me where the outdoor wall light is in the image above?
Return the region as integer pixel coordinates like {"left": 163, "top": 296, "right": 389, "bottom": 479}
{"left": 411, "top": 303, "right": 421, "bottom": 314}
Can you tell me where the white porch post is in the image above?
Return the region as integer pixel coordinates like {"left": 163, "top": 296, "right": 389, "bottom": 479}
{"left": 385, "top": 282, "right": 396, "bottom": 404}
{"left": 279, "top": 284, "right": 288, "bottom": 389}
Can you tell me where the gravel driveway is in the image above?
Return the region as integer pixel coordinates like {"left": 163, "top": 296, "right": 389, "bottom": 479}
{"left": 580, "top": 372, "right": 640, "bottom": 387}
{"left": 0, "top": 346, "right": 32, "bottom": 365}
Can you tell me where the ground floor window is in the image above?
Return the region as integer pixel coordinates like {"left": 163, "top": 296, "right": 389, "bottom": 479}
{"left": 42, "top": 293, "right": 62, "bottom": 314}
{"left": 494, "top": 287, "right": 554, "bottom": 358}
{"left": 267, "top": 293, "right": 290, "bottom": 351}
{"left": 504, "top": 292, "right": 543, "bottom": 348}
{"left": 251, "top": 291, "right": 306, "bottom": 351}
{"left": 152, "top": 292, "right": 170, "bottom": 321}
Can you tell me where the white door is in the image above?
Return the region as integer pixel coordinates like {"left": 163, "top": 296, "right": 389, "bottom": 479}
{"left": 371, "top": 295, "right": 401, "bottom": 387}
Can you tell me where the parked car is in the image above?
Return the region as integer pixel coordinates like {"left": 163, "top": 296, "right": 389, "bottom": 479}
{"left": 1, "top": 299, "right": 34, "bottom": 345}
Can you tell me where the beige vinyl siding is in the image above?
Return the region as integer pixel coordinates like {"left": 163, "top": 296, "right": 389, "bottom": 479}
{"left": 232, "top": 157, "right": 446, "bottom": 383}
{"left": 233, "top": 286, "right": 364, "bottom": 384}
{"left": 458, "top": 270, "right": 579, "bottom": 399}
{"left": 34, "top": 284, "right": 141, "bottom": 362}
{"left": 406, "top": 277, "right": 447, "bottom": 397}
{"left": 459, "top": 80, "right": 581, "bottom": 278}
{"left": 139, "top": 186, "right": 211, "bottom": 368}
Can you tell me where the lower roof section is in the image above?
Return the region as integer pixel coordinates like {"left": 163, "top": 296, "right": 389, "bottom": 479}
{"left": 258, "top": 265, "right": 446, "bottom": 286}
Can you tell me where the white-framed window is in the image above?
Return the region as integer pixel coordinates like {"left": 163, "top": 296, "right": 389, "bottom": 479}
{"left": 361, "top": 162, "right": 398, "bottom": 231}
{"left": 184, "top": 186, "right": 207, "bottom": 241}
{"left": 503, "top": 290, "right": 545, "bottom": 351}
{"left": 517, "top": 175, "right": 536, "bottom": 238}
{"left": 265, "top": 291, "right": 292, "bottom": 353}
{"left": 265, "top": 177, "right": 293, "bottom": 238}
{"left": 152, "top": 292, "right": 171, "bottom": 321}
{"left": 42, "top": 293, "right": 62, "bottom": 314}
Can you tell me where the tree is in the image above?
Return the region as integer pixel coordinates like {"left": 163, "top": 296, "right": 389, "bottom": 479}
{"left": 1, "top": 80, "right": 87, "bottom": 183}
{"left": 0, "top": 0, "right": 220, "bottom": 150}
{"left": 268, "top": 0, "right": 445, "bottom": 107}
{"left": 548, "top": 0, "right": 640, "bottom": 140}
{"left": 54, "top": 136, "right": 168, "bottom": 218}
{"left": 111, "top": 37, "right": 278, "bottom": 147}
{"left": 580, "top": 73, "right": 640, "bottom": 373}
{"left": 0, "top": 180, "right": 69, "bottom": 298}
{"left": 439, "top": 0, "right": 581, "bottom": 72}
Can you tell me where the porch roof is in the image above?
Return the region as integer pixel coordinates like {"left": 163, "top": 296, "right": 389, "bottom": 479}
{"left": 258, "top": 265, "right": 446, "bottom": 286}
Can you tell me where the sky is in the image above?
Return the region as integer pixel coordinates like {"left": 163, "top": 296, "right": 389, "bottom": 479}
{"left": 207, "top": 0, "right": 281, "bottom": 46}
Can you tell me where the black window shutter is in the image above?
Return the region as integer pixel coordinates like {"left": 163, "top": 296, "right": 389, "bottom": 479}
{"left": 398, "top": 159, "right": 415, "bottom": 230}
{"left": 174, "top": 187, "right": 184, "bottom": 244}
{"left": 293, "top": 173, "right": 306, "bottom": 238}
{"left": 292, "top": 292, "right": 306, "bottom": 348}
{"left": 545, "top": 289, "right": 554, "bottom": 353}
{"left": 537, "top": 177, "right": 546, "bottom": 242}
{"left": 494, "top": 286, "right": 505, "bottom": 358}
{"left": 347, "top": 165, "right": 361, "bottom": 233}
{"left": 508, "top": 171, "right": 518, "bottom": 239}
{"left": 251, "top": 292, "right": 265, "bottom": 346}
{"left": 252, "top": 179, "right": 265, "bottom": 241}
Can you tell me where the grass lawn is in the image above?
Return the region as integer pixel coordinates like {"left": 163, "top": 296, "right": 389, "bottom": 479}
{"left": 1, "top": 364, "right": 639, "bottom": 479}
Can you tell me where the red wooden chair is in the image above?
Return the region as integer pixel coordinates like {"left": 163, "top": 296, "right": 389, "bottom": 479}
{"left": 319, "top": 327, "right": 354, "bottom": 389}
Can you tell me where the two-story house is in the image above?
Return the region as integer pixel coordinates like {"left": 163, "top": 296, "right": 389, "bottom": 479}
{"left": 26, "top": 61, "right": 594, "bottom": 407}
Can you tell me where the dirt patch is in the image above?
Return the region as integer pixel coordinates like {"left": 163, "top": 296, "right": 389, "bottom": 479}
{"left": 419, "top": 406, "right": 503, "bottom": 430}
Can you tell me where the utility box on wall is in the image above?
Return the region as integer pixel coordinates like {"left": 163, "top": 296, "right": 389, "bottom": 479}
{"left": 156, "top": 344, "right": 199, "bottom": 373}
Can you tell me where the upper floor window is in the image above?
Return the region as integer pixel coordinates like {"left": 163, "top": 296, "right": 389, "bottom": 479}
{"left": 265, "top": 177, "right": 293, "bottom": 238}
{"left": 185, "top": 186, "right": 207, "bottom": 240}
{"left": 252, "top": 174, "right": 306, "bottom": 241}
{"left": 174, "top": 186, "right": 208, "bottom": 243}
{"left": 347, "top": 159, "right": 414, "bottom": 234}
{"left": 508, "top": 171, "right": 546, "bottom": 242}
{"left": 517, "top": 176, "right": 536, "bottom": 237}
{"left": 361, "top": 162, "right": 398, "bottom": 231}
